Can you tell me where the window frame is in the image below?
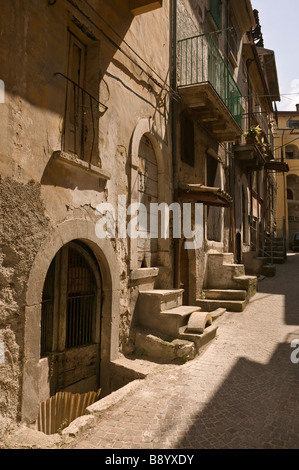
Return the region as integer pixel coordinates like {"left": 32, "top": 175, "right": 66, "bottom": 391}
{"left": 41, "top": 241, "right": 102, "bottom": 358}
{"left": 209, "top": 0, "right": 223, "bottom": 31}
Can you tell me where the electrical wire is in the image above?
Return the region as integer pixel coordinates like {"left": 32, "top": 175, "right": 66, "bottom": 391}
{"left": 84, "top": 0, "right": 174, "bottom": 93}
{"left": 67, "top": 0, "right": 180, "bottom": 100}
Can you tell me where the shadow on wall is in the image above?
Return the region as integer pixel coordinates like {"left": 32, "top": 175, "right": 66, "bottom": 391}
{"left": 0, "top": 0, "right": 134, "bottom": 114}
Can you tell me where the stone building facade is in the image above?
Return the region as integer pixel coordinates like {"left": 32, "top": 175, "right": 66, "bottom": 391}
{"left": 0, "top": 0, "right": 174, "bottom": 426}
{"left": 0, "top": 0, "right": 281, "bottom": 430}
{"left": 275, "top": 105, "right": 299, "bottom": 247}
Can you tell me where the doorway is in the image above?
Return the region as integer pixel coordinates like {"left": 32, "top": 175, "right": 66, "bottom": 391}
{"left": 41, "top": 240, "right": 102, "bottom": 396}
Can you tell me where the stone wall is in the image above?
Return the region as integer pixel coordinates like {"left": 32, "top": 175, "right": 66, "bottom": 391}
{"left": 0, "top": 0, "right": 172, "bottom": 423}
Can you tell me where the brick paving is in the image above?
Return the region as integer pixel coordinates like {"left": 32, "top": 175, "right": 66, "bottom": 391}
{"left": 69, "top": 253, "right": 299, "bottom": 449}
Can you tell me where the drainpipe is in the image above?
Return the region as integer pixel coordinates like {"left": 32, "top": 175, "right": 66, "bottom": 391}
{"left": 171, "top": 0, "right": 180, "bottom": 288}
{"left": 246, "top": 58, "right": 254, "bottom": 247}
{"left": 246, "top": 58, "right": 254, "bottom": 128}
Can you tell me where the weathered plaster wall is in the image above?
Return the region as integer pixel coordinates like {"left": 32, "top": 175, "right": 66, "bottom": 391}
{"left": 0, "top": 0, "right": 172, "bottom": 422}
{"left": 0, "top": 178, "right": 51, "bottom": 420}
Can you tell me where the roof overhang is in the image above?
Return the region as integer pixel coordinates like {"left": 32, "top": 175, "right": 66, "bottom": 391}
{"left": 230, "top": 0, "right": 256, "bottom": 34}
{"left": 265, "top": 161, "right": 289, "bottom": 172}
{"left": 130, "top": 0, "right": 162, "bottom": 15}
{"left": 234, "top": 143, "right": 266, "bottom": 170}
{"left": 256, "top": 47, "right": 280, "bottom": 102}
{"left": 178, "top": 183, "right": 233, "bottom": 207}
{"left": 243, "top": 43, "right": 274, "bottom": 109}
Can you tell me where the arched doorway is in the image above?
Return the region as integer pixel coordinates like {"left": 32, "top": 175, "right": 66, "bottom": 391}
{"left": 40, "top": 241, "right": 102, "bottom": 396}
{"left": 129, "top": 118, "right": 169, "bottom": 275}
{"left": 22, "top": 219, "right": 120, "bottom": 424}
{"left": 137, "top": 135, "right": 158, "bottom": 268}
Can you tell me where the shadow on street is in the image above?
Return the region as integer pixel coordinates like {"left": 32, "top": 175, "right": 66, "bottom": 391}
{"left": 174, "top": 253, "right": 299, "bottom": 449}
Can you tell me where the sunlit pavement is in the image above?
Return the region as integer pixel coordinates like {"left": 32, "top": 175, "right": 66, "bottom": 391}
{"left": 69, "top": 253, "right": 299, "bottom": 449}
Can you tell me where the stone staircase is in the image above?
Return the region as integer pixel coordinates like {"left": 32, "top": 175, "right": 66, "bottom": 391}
{"left": 264, "top": 237, "right": 286, "bottom": 264}
{"left": 132, "top": 289, "right": 224, "bottom": 362}
{"left": 196, "top": 253, "right": 257, "bottom": 312}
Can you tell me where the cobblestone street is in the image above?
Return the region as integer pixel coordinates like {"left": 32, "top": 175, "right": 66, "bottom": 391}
{"left": 67, "top": 253, "right": 299, "bottom": 450}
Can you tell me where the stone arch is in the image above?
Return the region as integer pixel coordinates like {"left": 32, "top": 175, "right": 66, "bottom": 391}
{"left": 287, "top": 188, "right": 294, "bottom": 200}
{"left": 285, "top": 143, "right": 299, "bottom": 159}
{"left": 129, "top": 118, "right": 169, "bottom": 272}
{"left": 22, "top": 219, "right": 120, "bottom": 423}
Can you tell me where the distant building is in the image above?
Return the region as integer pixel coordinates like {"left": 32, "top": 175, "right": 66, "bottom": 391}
{"left": 275, "top": 105, "right": 299, "bottom": 248}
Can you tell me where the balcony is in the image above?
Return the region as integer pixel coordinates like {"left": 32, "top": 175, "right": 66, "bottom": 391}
{"left": 177, "top": 33, "right": 243, "bottom": 142}
{"left": 234, "top": 142, "right": 266, "bottom": 171}
{"left": 130, "top": 0, "right": 162, "bottom": 15}
{"left": 265, "top": 160, "right": 289, "bottom": 173}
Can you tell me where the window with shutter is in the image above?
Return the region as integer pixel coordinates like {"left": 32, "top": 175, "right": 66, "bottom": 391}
{"left": 209, "top": 0, "right": 222, "bottom": 30}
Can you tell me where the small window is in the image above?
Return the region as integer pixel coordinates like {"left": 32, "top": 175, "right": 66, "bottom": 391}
{"left": 285, "top": 144, "right": 298, "bottom": 159}
{"left": 209, "top": 0, "right": 222, "bottom": 30}
{"left": 180, "top": 112, "right": 195, "bottom": 167}
{"left": 228, "top": 14, "right": 239, "bottom": 66}
{"left": 287, "top": 188, "right": 293, "bottom": 200}
{"left": 287, "top": 119, "right": 299, "bottom": 129}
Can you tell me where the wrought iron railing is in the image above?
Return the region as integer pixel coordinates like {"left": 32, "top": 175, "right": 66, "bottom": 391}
{"left": 54, "top": 72, "right": 107, "bottom": 163}
{"left": 177, "top": 33, "right": 243, "bottom": 128}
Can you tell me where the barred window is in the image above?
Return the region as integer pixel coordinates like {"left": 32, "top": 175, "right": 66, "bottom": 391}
{"left": 41, "top": 242, "right": 101, "bottom": 358}
{"left": 66, "top": 246, "right": 97, "bottom": 349}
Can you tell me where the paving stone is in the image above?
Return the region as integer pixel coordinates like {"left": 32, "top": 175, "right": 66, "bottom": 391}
{"left": 62, "top": 253, "right": 299, "bottom": 450}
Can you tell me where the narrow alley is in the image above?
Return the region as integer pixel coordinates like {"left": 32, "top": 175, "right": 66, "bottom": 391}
{"left": 67, "top": 253, "right": 299, "bottom": 450}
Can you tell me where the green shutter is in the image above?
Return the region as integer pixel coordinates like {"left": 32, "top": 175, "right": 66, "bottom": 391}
{"left": 210, "top": 0, "right": 222, "bottom": 30}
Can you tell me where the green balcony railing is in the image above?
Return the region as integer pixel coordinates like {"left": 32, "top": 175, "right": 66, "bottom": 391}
{"left": 178, "top": 33, "right": 243, "bottom": 128}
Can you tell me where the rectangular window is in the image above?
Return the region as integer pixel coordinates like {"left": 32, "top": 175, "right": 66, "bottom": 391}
{"left": 288, "top": 119, "right": 299, "bottom": 129}
{"left": 209, "top": 0, "right": 222, "bottom": 31}
{"left": 64, "top": 32, "right": 86, "bottom": 158}
{"left": 181, "top": 112, "right": 195, "bottom": 167}
{"left": 63, "top": 27, "right": 101, "bottom": 165}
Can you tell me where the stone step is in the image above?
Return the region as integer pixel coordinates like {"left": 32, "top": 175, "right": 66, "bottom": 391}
{"left": 233, "top": 275, "right": 257, "bottom": 298}
{"left": 262, "top": 264, "right": 276, "bottom": 277}
{"left": 178, "top": 323, "right": 218, "bottom": 353}
{"left": 159, "top": 305, "right": 202, "bottom": 336}
{"left": 208, "top": 252, "right": 235, "bottom": 265}
{"left": 210, "top": 307, "right": 226, "bottom": 320}
{"left": 135, "top": 289, "right": 184, "bottom": 334}
{"left": 207, "top": 263, "right": 246, "bottom": 289}
{"left": 134, "top": 330, "right": 196, "bottom": 363}
{"left": 196, "top": 298, "right": 247, "bottom": 312}
{"left": 273, "top": 257, "right": 286, "bottom": 264}
{"left": 138, "top": 289, "right": 183, "bottom": 313}
{"left": 264, "top": 250, "right": 285, "bottom": 257}
{"left": 223, "top": 263, "right": 246, "bottom": 276}
{"left": 203, "top": 289, "right": 247, "bottom": 301}
{"left": 264, "top": 242, "right": 284, "bottom": 248}
{"left": 186, "top": 311, "right": 212, "bottom": 334}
